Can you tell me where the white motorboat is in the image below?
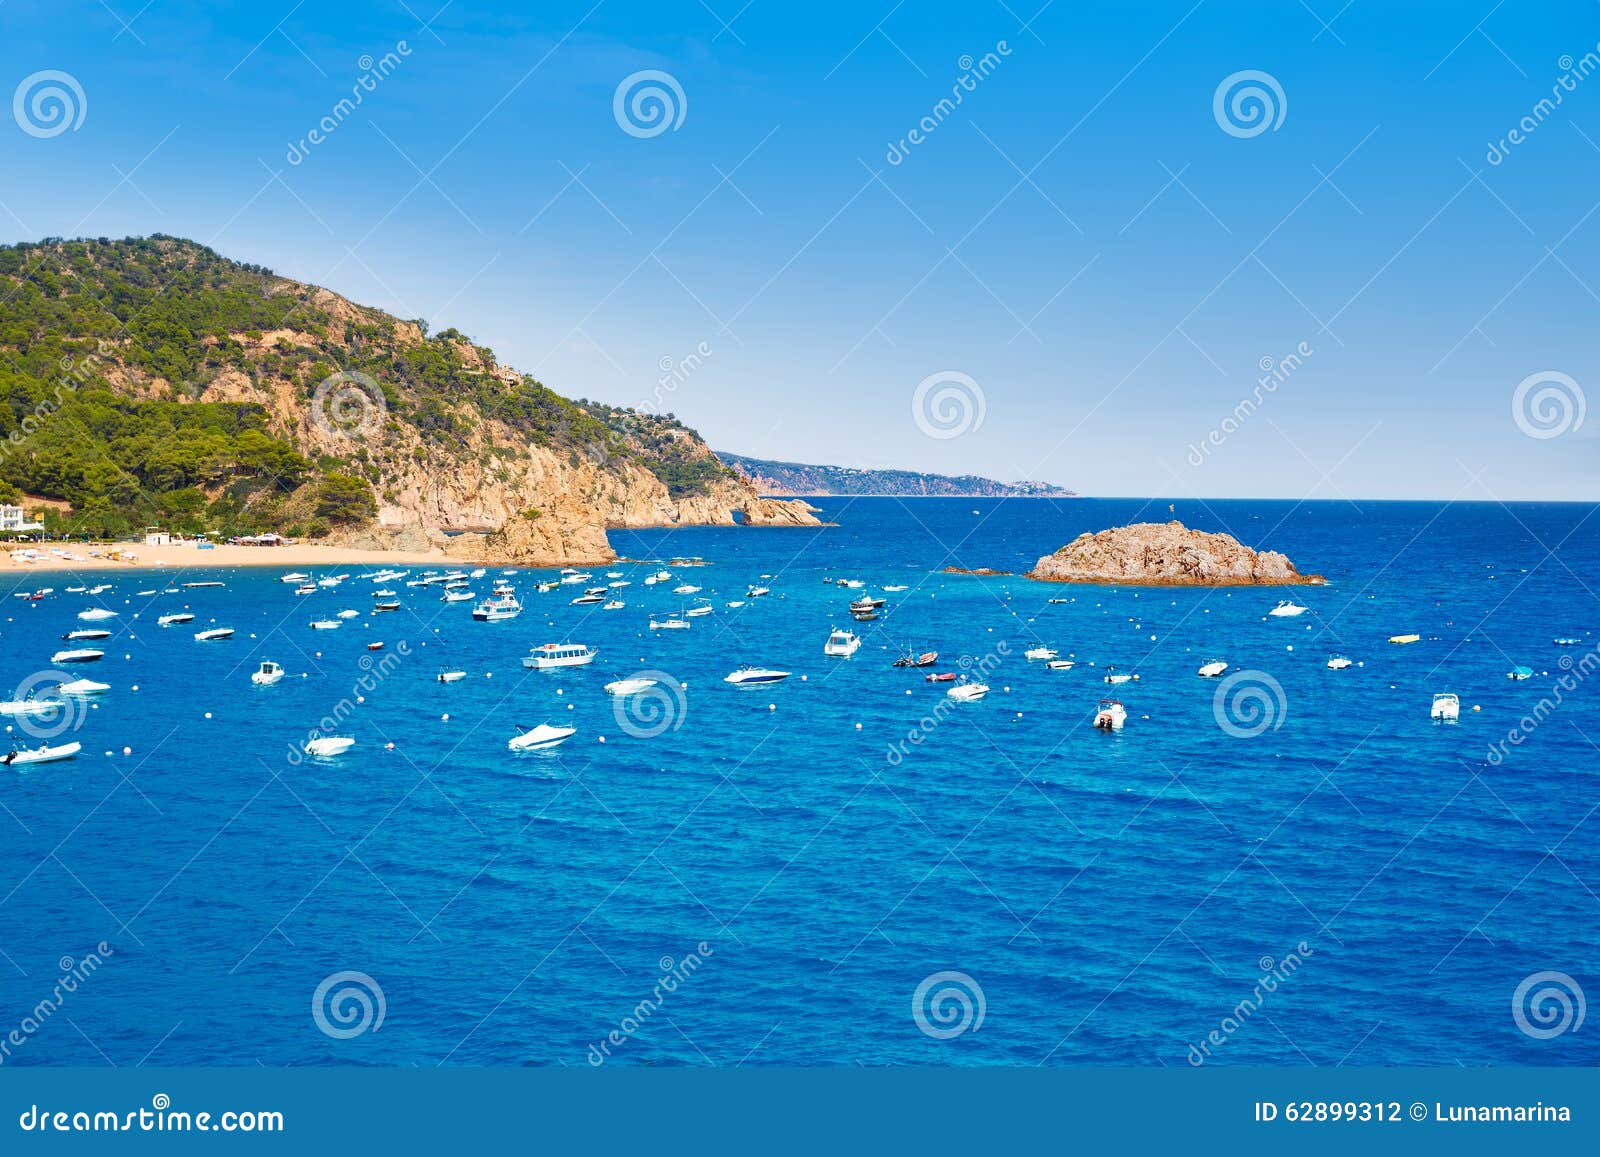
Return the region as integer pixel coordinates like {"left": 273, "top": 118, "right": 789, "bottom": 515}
{"left": 1507, "top": 665, "right": 1534, "bottom": 681}
{"left": 649, "top": 616, "right": 691, "bottom": 631}
{"left": 824, "top": 629, "right": 861, "bottom": 657}
{"left": 570, "top": 593, "right": 604, "bottom": 606}
{"left": 508, "top": 723, "right": 576, "bottom": 751}
{"left": 1327, "top": 654, "right": 1353, "bottom": 670}
{"left": 685, "top": 600, "right": 714, "bottom": 618}
{"left": 251, "top": 661, "right": 285, "bottom": 686}
{"left": 309, "top": 619, "right": 341, "bottom": 630}
{"left": 1094, "top": 699, "right": 1128, "bottom": 730}
{"left": 470, "top": 568, "right": 487, "bottom": 579}
{"left": 725, "top": 600, "right": 745, "bottom": 609}
{"left": 50, "top": 648, "right": 103, "bottom": 664}
{"left": 158, "top": 612, "right": 194, "bottom": 626}
{"left": 602, "top": 599, "right": 626, "bottom": 611}
{"left": 62, "top": 629, "right": 111, "bottom": 641}
{"left": 1431, "top": 692, "right": 1460, "bottom": 721}
{"left": 746, "top": 586, "right": 771, "bottom": 598}
{"left": 336, "top": 609, "right": 361, "bottom": 619}
{"left": 559, "top": 572, "right": 593, "bottom": 585}
{"left": 652, "top": 569, "right": 672, "bottom": 582}
{"left": 183, "top": 581, "right": 224, "bottom": 589}
{"left": 281, "top": 572, "right": 309, "bottom": 584}
{"left": 58, "top": 678, "right": 109, "bottom": 696}
{"left": 672, "top": 584, "right": 701, "bottom": 595}
{"left": 608, "top": 580, "right": 631, "bottom": 589}
{"left": 76, "top": 608, "right": 117, "bottom": 621}
{"left": 605, "top": 571, "right": 623, "bottom": 579}
{"left": 842, "top": 580, "right": 864, "bottom": 589}
{"left": 0, "top": 699, "right": 64, "bottom": 717}
{"left": 1024, "top": 646, "right": 1058, "bottom": 661}
{"left": 65, "top": 586, "right": 85, "bottom": 593}
{"left": 4, "top": 741, "right": 81, "bottom": 766}
{"left": 523, "top": 643, "right": 598, "bottom": 669}
{"left": 946, "top": 679, "right": 989, "bottom": 702}
{"left": 472, "top": 594, "right": 523, "bottom": 621}
{"left": 536, "top": 581, "right": 559, "bottom": 593}
{"left": 89, "top": 584, "right": 111, "bottom": 595}
{"left": 437, "top": 669, "right": 467, "bottom": 683}
{"left": 724, "top": 667, "right": 791, "bottom": 686}
{"left": 643, "top": 575, "right": 660, "bottom": 586}
{"left": 194, "top": 628, "right": 235, "bottom": 641}
{"left": 1268, "top": 600, "right": 1309, "bottom": 618}
{"left": 317, "top": 575, "right": 345, "bottom": 588}
{"left": 304, "top": 736, "right": 355, "bottom": 758}
{"left": 1046, "top": 659, "right": 1075, "bottom": 670}
{"left": 883, "top": 584, "right": 909, "bottom": 592}
{"left": 440, "top": 589, "right": 474, "bottom": 603}
{"left": 604, "top": 677, "right": 659, "bottom": 696}
{"left": 295, "top": 584, "right": 316, "bottom": 595}
{"left": 1196, "top": 659, "right": 1228, "bottom": 678}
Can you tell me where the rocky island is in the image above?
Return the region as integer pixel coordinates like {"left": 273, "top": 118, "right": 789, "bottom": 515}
{"left": 1028, "top": 521, "right": 1319, "bottom": 586}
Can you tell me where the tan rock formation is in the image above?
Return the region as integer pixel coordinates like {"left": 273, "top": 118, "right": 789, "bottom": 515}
{"left": 1029, "top": 521, "right": 1318, "bottom": 586}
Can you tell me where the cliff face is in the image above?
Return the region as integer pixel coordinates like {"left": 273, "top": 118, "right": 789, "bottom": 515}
{"left": 1029, "top": 521, "right": 1318, "bottom": 586}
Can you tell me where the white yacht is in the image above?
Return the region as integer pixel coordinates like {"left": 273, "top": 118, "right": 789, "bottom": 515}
{"left": 1024, "top": 646, "right": 1058, "bottom": 661}
{"left": 472, "top": 594, "right": 523, "bottom": 621}
{"left": 824, "top": 629, "right": 861, "bottom": 658}
{"left": 1431, "top": 692, "right": 1460, "bottom": 721}
{"left": 523, "top": 643, "right": 598, "bottom": 669}
{"left": 508, "top": 723, "right": 575, "bottom": 751}
{"left": 1196, "top": 659, "right": 1228, "bottom": 678}
{"left": 194, "top": 627, "right": 235, "bottom": 641}
{"left": 158, "top": 612, "right": 194, "bottom": 626}
{"left": 1094, "top": 699, "right": 1128, "bottom": 730}
{"left": 62, "top": 629, "right": 111, "bottom": 641}
{"left": 280, "top": 572, "right": 309, "bottom": 584}
{"left": 304, "top": 736, "right": 355, "bottom": 758}
{"left": 946, "top": 679, "right": 989, "bottom": 702}
{"left": 50, "top": 648, "right": 104, "bottom": 664}
{"left": 1268, "top": 600, "right": 1309, "bottom": 618}
{"left": 309, "top": 619, "right": 341, "bottom": 630}
{"left": 723, "top": 667, "right": 791, "bottom": 686}
{"left": 76, "top": 608, "right": 117, "bottom": 622}
{"left": 1326, "top": 654, "right": 1353, "bottom": 670}
{"left": 604, "top": 677, "right": 659, "bottom": 696}
{"left": 58, "top": 678, "right": 109, "bottom": 696}
{"left": 251, "top": 661, "right": 285, "bottom": 686}
{"left": 649, "top": 615, "right": 690, "bottom": 631}
{"left": 602, "top": 599, "right": 626, "bottom": 611}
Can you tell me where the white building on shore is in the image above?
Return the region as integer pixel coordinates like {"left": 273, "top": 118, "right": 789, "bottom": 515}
{"left": 0, "top": 505, "right": 44, "bottom": 534}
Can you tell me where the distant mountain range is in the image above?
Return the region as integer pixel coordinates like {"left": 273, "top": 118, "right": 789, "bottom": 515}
{"left": 718, "top": 452, "right": 1076, "bottom": 498}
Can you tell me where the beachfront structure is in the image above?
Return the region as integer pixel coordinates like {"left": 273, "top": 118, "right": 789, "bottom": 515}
{"left": 0, "top": 505, "right": 44, "bottom": 534}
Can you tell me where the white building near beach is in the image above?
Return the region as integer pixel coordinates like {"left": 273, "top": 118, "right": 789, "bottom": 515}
{"left": 0, "top": 505, "right": 43, "bottom": 533}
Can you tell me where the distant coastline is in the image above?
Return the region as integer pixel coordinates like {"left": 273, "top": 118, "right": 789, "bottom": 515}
{"left": 719, "top": 452, "right": 1075, "bottom": 499}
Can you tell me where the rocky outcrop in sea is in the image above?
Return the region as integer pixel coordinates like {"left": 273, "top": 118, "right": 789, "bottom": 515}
{"left": 1028, "top": 521, "right": 1318, "bottom": 586}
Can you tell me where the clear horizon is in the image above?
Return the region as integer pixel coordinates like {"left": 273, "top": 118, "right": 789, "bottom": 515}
{"left": 3, "top": 0, "right": 1597, "bottom": 501}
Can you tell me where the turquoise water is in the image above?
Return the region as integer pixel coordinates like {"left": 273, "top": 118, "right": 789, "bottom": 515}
{"left": 1, "top": 498, "right": 1596, "bottom": 1066}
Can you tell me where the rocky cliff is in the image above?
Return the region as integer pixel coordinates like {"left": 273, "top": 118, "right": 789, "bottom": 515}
{"left": 1029, "top": 521, "right": 1318, "bottom": 586}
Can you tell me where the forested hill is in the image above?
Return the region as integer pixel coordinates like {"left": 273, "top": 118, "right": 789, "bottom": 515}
{"left": 718, "top": 452, "right": 1076, "bottom": 498}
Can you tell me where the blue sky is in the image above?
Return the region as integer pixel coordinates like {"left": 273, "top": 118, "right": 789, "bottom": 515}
{"left": 3, "top": 0, "right": 1598, "bottom": 498}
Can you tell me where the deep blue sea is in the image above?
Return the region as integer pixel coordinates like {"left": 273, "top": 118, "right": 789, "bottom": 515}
{"left": 1, "top": 498, "right": 1596, "bottom": 1068}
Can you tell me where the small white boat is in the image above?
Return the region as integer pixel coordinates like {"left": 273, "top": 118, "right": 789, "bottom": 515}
{"left": 1507, "top": 665, "right": 1534, "bottom": 681}
{"left": 89, "top": 584, "right": 111, "bottom": 595}
{"left": 1046, "top": 659, "right": 1075, "bottom": 670}
{"left": 1103, "top": 672, "right": 1136, "bottom": 685}
{"left": 57, "top": 678, "right": 109, "bottom": 696}
{"left": 251, "top": 661, "right": 284, "bottom": 686}
{"left": 746, "top": 586, "right": 771, "bottom": 598}
{"left": 724, "top": 667, "right": 790, "bottom": 686}
{"left": 946, "top": 679, "right": 989, "bottom": 702}
{"left": 470, "top": 568, "right": 487, "bottom": 579}
{"left": 685, "top": 601, "right": 714, "bottom": 618}
{"left": 63, "top": 629, "right": 111, "bottom": 641}
{"left": 440, "top": 589, "right": 474, "bottom": 603}
{"left": 335, "top": 609, "right": 361, "bottom": 619}
{"left": 672, "top": 584, "right": 701, "bottom": 594}
{"left": 0, "top": 699, "right": 63, "bottom": 717}
{"left": 559, "top": 572, "right": 593, "bottom": 586}
{"left": 1024, "top": 646, "right": 1058, "bottom": 661}
{"left": 183, "top": 581, "right": 224, "bottom": 589}
{"left": 508, "top": 723, "right": 575, "bottom": 751}
{"left": 570, "top": 593, "right": 604, "bottom": 606}
{"left": 602, "top": 599, "right": 625, "bottom": 611}
{"left": 304, "top": 736, "right": 355, "bottom": 758}
{"left": 1326, "top": 654, "right": 1353, "bottom": 670}
{"left": 604, "top": 677, "right": 659, "bottom": 696}
{"left": 76, "top": 608, "right": 117, "bottom": 621}
{"left": 1196, "top": 659, "right": 1228, "bottom": 678}
{"left": 1431, "top": 692, "right": 1460, "bottom": 721}
{"left": 824, "top": 629, "right": 861, "bottom": 657}
{"left": 605, "top": 571, "right": 623, "bottom": 579}
{"left": 842, "top": 580, "right": 864, "bottom": 589}
{"left": 317, "top": 576, "right": 345, "bottom": 588}
{"left": 883, "top": 585, "right": 909, "bottom": 592}
{"left": 523, "top": 643, "right": 598, "bottom": 669}
{"left": 281, "top": 572, "right": 310, "bottom": 584}
{"left": 650, "top": 616, "right": 691, "bottom": 631}
{"left": 309, "top": 619, "right": 341, "bottom": 630}
{"left": 608, "top": 580, "right": 631, "bottom": 589}
{"left": 50, "top": 649, "right": 104, "bottom": 664}
{"left": 136, "top": 589, "right": 157, "bottom": 596}
{"left": 437, "top": 670, "right": 467, "bottom": 683}
{"left": 295, "top": 584, "right": 316, "bottom": 596}
{"left": 194, "top": 628, "right": 235, "bottom": 641}
{"left": 725, "top": 600, "right": 745, "bottom": 609}
{"left": 1268, "top": 600, "right": 1309, "bottom": 618}
{"left": 472, "top": 594, "right": 523, "bottom": 621}
{"left": 1094, "top": 699, "right": 1127, "bottom": 730}
{"left": 653, "top": 569, "right": 672, "bottom": 582}
{"left": 65, "top": 585, "right": 85, "bottom": 593}
{"left": 4, "top": 741, "right": 81, "bottom": 766}
{"left": 158, "top": 612, "right": 194, "bottom": 626}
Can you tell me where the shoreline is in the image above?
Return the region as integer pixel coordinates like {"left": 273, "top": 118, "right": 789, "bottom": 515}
{"left": 4, "top": 542, "right": 478, "bottom": 574}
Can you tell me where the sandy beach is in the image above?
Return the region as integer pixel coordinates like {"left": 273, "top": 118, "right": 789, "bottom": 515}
{"left": 3, "top": 541, "right": 476, "bottom": 573}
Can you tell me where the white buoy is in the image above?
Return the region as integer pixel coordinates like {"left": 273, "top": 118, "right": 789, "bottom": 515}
{"left": 441, "top": 713, "right": 449, "bottom": 721}
{"left": 204, "top": 712, "right": 212, "bottom": 719}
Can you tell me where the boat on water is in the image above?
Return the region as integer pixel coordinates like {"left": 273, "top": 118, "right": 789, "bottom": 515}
{"left": 332, "top": 609, "right": 359, "bottom": 620}
{"left": 650, "top": 616, "right": 691, "bottom": 631}
{"left": 309, "top": 619, "right": 341, "bottom": 630}
{"left": 470, "top": 568, "right": 486, "bottom": 579}
{"left": 194, "top": 628, "right": 234, "bottom": 641}
{"left": 925, "top": 672, "right": 957, "bottom": 683}
{"left": 58, "top": 678, "right": 109, "bottom": 696}
{"left": 1431, "top": 692, "right": 1460, "bottom": 721}
{"left": 1024, "top": 646, "right": 1058, "bottom": 661}
{"left": 725, "top": 600, "right": 745, "bottom": 609}
{"left": 604, "top": 677, "right": 659, "bottom": 696}
{"left": 367, "top": 641, "right": 384, "bottom": 651}
{"left": 440, "top": 589, "right": 475, "bottom": 603}
{"left": 281, "top": 573, "right": 309, "bottom": 584}
{"left": 672, "top": 584, "right": 701, "bottom": 595}
{"left": 472, "top": 594, "right": 524, "bottom": 621}
{"left": 746, "top": 586, "right": 771, "bottom": 598}
{"left": 4, "top": 741, "right": 81, "bottom": 766}
{"left": 1553, "top": 637, "right": 1581, "bottom": 646}
{"left": 1507, "top": 665, "right": 1534, "bottom": 681}
{"left": 882, "top": 585, "right": 909, "bottom": 592}
{"left": 0, "top": 698, "right": 63, "bottom": 717}
{"left": 824, "top": 629, "right": 861, "bottom": 658}
{"left": 89, "top": 584, "right": 111, "bottom": 595}
{"left": 559, "top": 572, "right": 593, "bottom": 586}
{"left": 602, "top": 599, "right": 625, "bottom": 611}
{"left": 65, "top": 585, "right": 85, "bottom": 593}
{"left": 508, "top": 723, "right": 575, "bottom": 751}
{"left": 437, "top": 670, "right": 467, "bottom": 683}
{"left": 851, "top": 609, "right": 880, "bottom": 622}
{"left": 295, "top": 584, "right": 316, "bottom": 595}
{"left": 136, "top": 589, "right": 156, "bottom": 597}
{"left": 570, "top": 593, "right": 605, "bottom": 606}
{"left": 62, "top": 629, "right": 111, "bottom": 641}
{"left": 251, "top": 661, "right": 284, "bottom": 686}
{"left": 373, "top": 600, "right": 400, "bottom": 612}
{"left": 1047, "top": 598, "right": 1069, "bottom": 605}
{"left": 892, "top": 650, "right": 939, "bottom": 669}
{"left": 724, "top": 667, "right": 791, "bottom": 686}
{"left": 946, "top": 678, "right": 989, "bottom": 702}
{"left": 1388, "top": 634, "right": 1420, "bottom": 645}
{"left": 76, "top": 608, "right": 117, "bottom": 621}
{"left": 158, "top": 612, "right": 195, "bottom": 626}
{"left": 523, "top": 643, "right": 598, "bottom": 669}
{"left": 1046, "top": 659, "right": 1075, "bottom": 670}
{"left": 653, "top": 569, "right": 673, "bottom": 582}
{"left": 50, "top": 648, "right": 104, "bottom": 664}
{"left": 685, "top": 601, "right": 714, "bottom": 618}
{"left": 1103, "top": 669, "right": 1137, "bottom": 685}
{"left": 304, "top": 736, "right": 355, "bottom": 757}
{"left": 1327, "top": 654, "right": 1353, "bottom": 670}
{"left": 184, "top": 581, "right": 225, "bottom": 589}
{"left": 536, "top": 581, "right": 559, "bottom": 593}
{"left": 1094, "top": 699, "right": 1128, "bottom": 730}
{"left": 1196, "top": 658, "right": 1228, "bottom": 678}
{"left": 1268, "top": 601, "right": 1309, "bottom": 618}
